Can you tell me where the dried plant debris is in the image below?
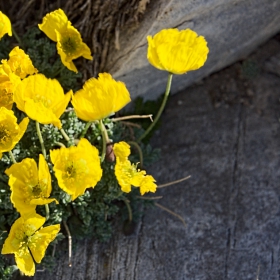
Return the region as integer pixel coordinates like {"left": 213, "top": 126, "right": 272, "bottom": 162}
{"left": 0, "top": 0, "right": 152, "bottom": 78}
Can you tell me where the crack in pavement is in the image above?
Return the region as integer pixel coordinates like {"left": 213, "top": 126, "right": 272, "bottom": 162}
{"left": 224, "top": 103, "right": 244, "bottom": 279}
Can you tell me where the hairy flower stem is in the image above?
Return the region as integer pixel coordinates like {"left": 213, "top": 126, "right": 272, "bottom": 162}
{"left": 36, "top": 121, "right": 47, "bottom": 158}
{"left": 60, "top": 128, "right": 71, "bottom": 143}
{"left": 112, "top": 114, "right": 153, "bottom": 122}
{"left": 8, "top": 151, "right": 16, "bottom": 164}
{"left": 127, "top": 141, "right": 143, "bottom": 168}
{"left": 155, "top": 202, "right": 186, "bottom": 227}
{"left": 54, "top": 141, "right": 66, "bottom": 148}
{"left": 99, "top": 120, "right": 110, "bottom": 162}
{"left": 63, "top": 221, "right": 72, "bottom": 267}
{"left": 80, "top": 121, "right": 92, "bottom": 138}
{"left": 157, "top": 175, "right": 191, "bottom": 188}
{"left": 136, "top": 195, "right": 163, "bottom": 200}
{"left": 52, "top": 67, "right": 64, "bottom": 78}
{"left": 35, "top": 122, "right": 50, "bottom": 221}
{"left": 12, "top": 27, "right": 22, "bottom": 46}
{"left": 138, "top": 73, "right": 173, "bottom": 142}
{"left": 123, "top": 199, "right": 132, "bottom": 222}
{"left": 45, "top": 204, "right": 50, "bottom": 221}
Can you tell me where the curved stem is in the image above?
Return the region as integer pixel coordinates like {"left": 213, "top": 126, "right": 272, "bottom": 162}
{"left": 99, "top": 120, "right": 110, "bottom": 162}
{"left": 12, "top": 27, "right": 22, "bottom": 45}
{"left": 136, "top": 195, "right": 163, "bottom": 200}
{"left": 80, "top": 121, "right": 92, "bottom": 138}
{"left": 112, "top": 114, "right": 153, "bottom": 122}
{"left": 63, "top": 221, "right": 72, "bottom": 267}
{"left": 54, "top": 141, "right": 66, "bottom": 148}
{"left": 59, "top": 128, "right": 70, "bottom": 142}
{"left": 123, "top": 199, "right": 132, "bottom": 222}
{"left": 45, "top": 204, "right": 50, "bottom": 221}
{"left": 157, "top": 175, "right": 191, "bottom": 188}
{"left": 127, "top": 141, "right": 143, "bottom": 168}
{"left": 36, "top": 122, "right": 47, "bottom": 158}
{"left": 155, "top": 202, "right": 186, "bottom": 227}
{"left": 8, "top": 151, "right": 16, "bottom": 164}
{"left": 51, "top": 67, "right": 64, "bottom": 78}
{"left": 137, "top": 73, "right": 173, "bottom": 142}
{"left": 36, "top": 121, "right": 50, "bottom": 221}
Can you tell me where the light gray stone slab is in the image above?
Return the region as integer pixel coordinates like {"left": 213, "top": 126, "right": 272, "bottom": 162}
{"left": 107, "top": 0, "right": 280, "bottom": 101}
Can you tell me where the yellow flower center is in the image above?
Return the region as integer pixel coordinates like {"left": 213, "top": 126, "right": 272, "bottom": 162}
{"left": 32, "top": 184, "right": 42, "bottom": 197}
{"left": 0, "top": 88, "right": 13, "bottom": 107}
{"left": 14, "top": 65, "right": 22, "bottom": 76}
{"left": 34, "top": 94, "right": 52, "bottom": 108}
{"left": 66, "top": 162, "right": 76, "bottom": 178}
{"left": 28, "top": 180, "right": 47, "bottom": 200}
{"left": 61, "top": 32, "right": 80, "bottom": 56}
{"left": 21, "top": 174, "right": 47, "bottom": 202}
{"left": 12, "top": 224, "right": 36, "bottom": 256}
{"left": 0, "top": 124, "right": 11, "bottom": 145}
{"left": 62, "top": 160, "right": 87, "bottom": 186}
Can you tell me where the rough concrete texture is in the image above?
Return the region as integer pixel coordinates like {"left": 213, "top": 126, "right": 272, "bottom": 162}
{"left": 33, "top": 34, "right": 280, "bottom": 279}
{"left": 107, "top": 0, "right": 280, "bottom": 101}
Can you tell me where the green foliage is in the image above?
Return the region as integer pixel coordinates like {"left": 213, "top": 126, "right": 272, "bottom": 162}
{"left": 0, "top": 255, "right": 17, "bottom": 280}
{"left": 0, "top": 36, "right": 11, "bottom": 61}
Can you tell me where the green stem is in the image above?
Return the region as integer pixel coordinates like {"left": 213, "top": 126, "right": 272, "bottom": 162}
{"left": 63, "top": 220, "right": 72, "bottom": 267}
{"left": 127, "top": 141, "right": 143, "bottom": 168}
{"left": 8, "top": 151, "right": 16, "bottom": 164}
{"left": 35, "top": 122, "right": 50, "bottom": 221}
{"left": 60, "top": 128, "right": 71, "bottom": 142}
{"left": 36, "top": 122, "right": 47, "bottom": 158}
{"left": 123, "top": 199, "right": 132, "bottom": 222}
{"left": 80, "top": 121, "right": 92, "bottom": 138}
{"left": 137, "top": 73, "right": 173, "bottom": 142}
{"left": 45, "top": 204, "right": 50, "bottom": 221}
{"left": 99, "top": 120, "right": 110, "bottom": 162}
{"left": 12, "top": 27, "right": 22, "bottom": 46}
{"left": 52, "top": 67, "right": 64, "bottom": 78}
{"left": 54, "top": 141, "right": 66, "bottom": 148}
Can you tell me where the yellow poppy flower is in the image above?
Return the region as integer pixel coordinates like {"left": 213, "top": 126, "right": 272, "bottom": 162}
{"left": 72, "top": 73, "right": 131, "bottom": 121}
{"left": 2, "top": 213, "right": 60, "bottom": 276}
{"left": 113, "top": 141, "right": 157, "bottom": 194}
{"left": 138, "top": 175, "right": 157, "bottom": 195}
{"left": 55, "top": 25, "right": 92, "bottom": 73}
{"left": 5, "top": 154, "right": 58, "bottom": 217}
{"left": 1, "top": 46, "right": 38, "bottom": 79}
{"left": 113, "top": 141, "right": 130, "bottom": 161}
{"left": 50, "top": 138, "right": 102, "bottom": 200}
{"left": 147, "top": 28, "right": 209, "bottom": 74}
{"left": 0, "top": 61, "right": 21, "bottom": 109}
{"left": 0, "top": 11, "right": 12, "bottom": 40}
{"left": 38, "top": 8, "right": 68, "bottom": 42}
{"left": 13, "top": 73, "right": 72, "bottom": 128}
{"left": 0, "top": 78, "right": 14, "bottom": 109}
{"left": 38, "top": 9, "right": 92, "bottom": 73}
{"left": 114, "top": 157, "right": 146, "bottom": 193}
{"left": 0, "top": 107, "right": 29, "bottom": 156}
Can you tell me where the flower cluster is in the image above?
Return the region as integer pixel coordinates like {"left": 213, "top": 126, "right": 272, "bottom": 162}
{"left": 114, "top": 141, "right": 157, "bottom": 195}
{"left": 0, "top": 8, "right": 208, "bottom": 277}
